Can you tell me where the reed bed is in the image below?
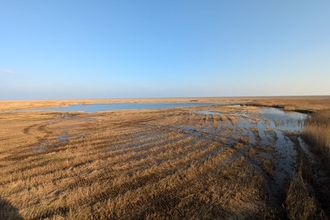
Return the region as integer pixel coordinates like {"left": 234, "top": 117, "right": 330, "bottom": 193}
{"left": 302, "top": 110, "right": 330, "bottom": 160}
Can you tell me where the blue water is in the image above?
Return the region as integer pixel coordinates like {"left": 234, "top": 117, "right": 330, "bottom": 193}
{"left": 36, "top": 102, "right": 218, "bottom": 113}
{"left": 260, "top": 108, "right": 307, "bottom": 133}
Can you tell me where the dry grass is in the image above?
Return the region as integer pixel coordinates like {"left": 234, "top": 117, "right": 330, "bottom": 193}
{"left": 0, "top": 108, "right": 270, "bottom": 219}
{"left": 285, "top": 175, "right": 326, "bottom": 220}
{"left": 302, "top": 110, "right": 330, "bottom": 161}
{"left": 246, "top": 96, "right": 330, "bottom": 112}
{"left": 0, "top": 99, "right": 330, "bottom": 219}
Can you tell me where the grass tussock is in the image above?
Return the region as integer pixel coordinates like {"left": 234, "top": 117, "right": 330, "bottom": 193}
{"left": 302, "top": 110, "right": 330, "bottom": 160}
{"left": 285, "top": 175, "right": 326, "bottom": 220}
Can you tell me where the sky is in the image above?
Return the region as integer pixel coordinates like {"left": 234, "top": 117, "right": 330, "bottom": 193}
{"left": 1, "top": 0, "right": 330, "bottom": 100}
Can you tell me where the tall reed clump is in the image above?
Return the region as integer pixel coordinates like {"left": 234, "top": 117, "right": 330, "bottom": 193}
{"left": 302, "top": 110, "right": 330, "bottom": 160}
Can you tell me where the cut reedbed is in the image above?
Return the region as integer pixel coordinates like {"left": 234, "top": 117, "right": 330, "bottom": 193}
{"left": 0, "top": 105, "right": 329, "bottom": 219}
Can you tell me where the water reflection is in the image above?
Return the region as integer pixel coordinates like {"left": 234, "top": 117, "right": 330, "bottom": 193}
{"left": 194, "top": 107, "right": 308, "bottom": 197}
{"left": 260, "top": 108, "right": 307, "bottom": 133}
{"left": 35, "top": 102, "right": 219, "bottom": 113}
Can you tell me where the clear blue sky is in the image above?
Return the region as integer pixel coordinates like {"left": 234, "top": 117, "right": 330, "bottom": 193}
{"left": 1, "top": 0, "right": 330, "bottom": 100}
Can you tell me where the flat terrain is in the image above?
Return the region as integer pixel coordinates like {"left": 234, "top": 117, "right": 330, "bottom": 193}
{"left": 1, "top": 97, "right": 330, "bottom": 219}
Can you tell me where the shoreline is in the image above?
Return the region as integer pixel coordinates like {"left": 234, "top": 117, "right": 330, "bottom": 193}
{"left": 1, "top": 96, "right": 329, "bottom": 113}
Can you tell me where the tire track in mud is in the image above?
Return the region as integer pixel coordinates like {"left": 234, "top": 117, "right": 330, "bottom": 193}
{"left": 22, "top": 124, "right": 37, "bottom": 135}
{"left": 72, "top": 144, "right": 233, "bottom": 211}
{"left": 15, "top": 131, "right": 182, "bottom": 187}
{"left": 91, "top": 148, "right": 236, "bottom": 219}
{"left": 53, "top": 128, "right": 224, "bottom": 211}
{"left": 22, "top": 122, "right": 53, "bottom": 139}
{"left": 21, "top": 134, "right": 193, "bottom": 189}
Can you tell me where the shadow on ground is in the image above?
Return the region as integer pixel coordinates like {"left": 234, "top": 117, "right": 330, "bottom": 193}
{"left": 0, "top": 197, "right": 23, "bottom": 220}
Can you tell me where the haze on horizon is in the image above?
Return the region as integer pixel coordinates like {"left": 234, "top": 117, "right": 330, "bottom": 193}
{"left": 1, "top": 1, "right": 330, "bottom": 100}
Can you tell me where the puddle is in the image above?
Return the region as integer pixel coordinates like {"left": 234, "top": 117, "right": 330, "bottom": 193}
{"left": 209, "top": 116, "right": 223, "bottom": 139}
{"left": 28, "top": 134, "right": 70, "bottom": 153}
{"left": 33, "top": 102, "right": 219, "bottom": 113}
{"left": 270, "top": 129, "right": 297, "bottom": 191}
{"left": 237, "top": 118, "right": 256, "bottom": 144}
{"left": 53, "top": 135, "right": 68, "bottom": 147}
{"left": 257, "top": 121, "right": 269, "bottom": 143}
{"left": 298, "top": 136, "right": 316, "bottom": 164}
{"left": 197, "top": 121, "right": 213, "bottom": 136}
{"left": 28, "top": 148, "right": 46, "bottom": 153}
{"left": 194, "top": 110, "right": 221, "bottom": 115}
{"left": 191, "top": 107, "right": 309, "bottom": 199}
{"left": 253, "top": 108, "right": 308, "bottom": 200}
{"left": 28, "top": 142, "right": 47, "bottom": 152}
{"left": 248, "top": 130, "right": 256, "bottom": 144}
{"left": 260, "top": 108, "right": 307, "bottom": 133}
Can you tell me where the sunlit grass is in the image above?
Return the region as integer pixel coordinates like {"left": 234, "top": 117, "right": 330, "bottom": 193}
{"left": 302, "top": 110, "right": 330, "bottom": 160}
{"left": 1, "top": 98, "right": 330, "bottom": 219}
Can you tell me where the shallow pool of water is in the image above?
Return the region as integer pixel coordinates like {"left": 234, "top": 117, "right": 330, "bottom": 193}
{"left": 34, "top": 102, "right": 219, "bottom": 113}
{"left": 260, "top": 108, "right": 307, "bottom": 133}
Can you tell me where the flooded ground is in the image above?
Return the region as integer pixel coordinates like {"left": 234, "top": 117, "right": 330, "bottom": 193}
{"left": 191, "top": 107, "right": 308, "bottom": 197}
{"left": 33, "top": 102, "right": 221, "bottom": 113}
{"left": 0, "top": 105, "right": 329, "bottom": 219}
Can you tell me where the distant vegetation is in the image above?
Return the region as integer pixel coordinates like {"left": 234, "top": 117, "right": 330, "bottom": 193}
{"left": 246, "top": 96, "right": 330, "bottom": 112}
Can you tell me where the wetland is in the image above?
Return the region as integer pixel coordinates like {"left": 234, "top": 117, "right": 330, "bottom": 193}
{"left": 0, "top": 98, "right": 329, "bottom": 219}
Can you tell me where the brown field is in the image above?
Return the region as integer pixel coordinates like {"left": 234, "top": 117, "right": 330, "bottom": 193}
{"left": 0, "top": 97, "right": 330, "bottom": 219}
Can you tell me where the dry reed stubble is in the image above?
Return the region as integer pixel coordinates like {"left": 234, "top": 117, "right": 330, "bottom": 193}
{"left": 0, "top": 105, "right": 329, "bottom": 219}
